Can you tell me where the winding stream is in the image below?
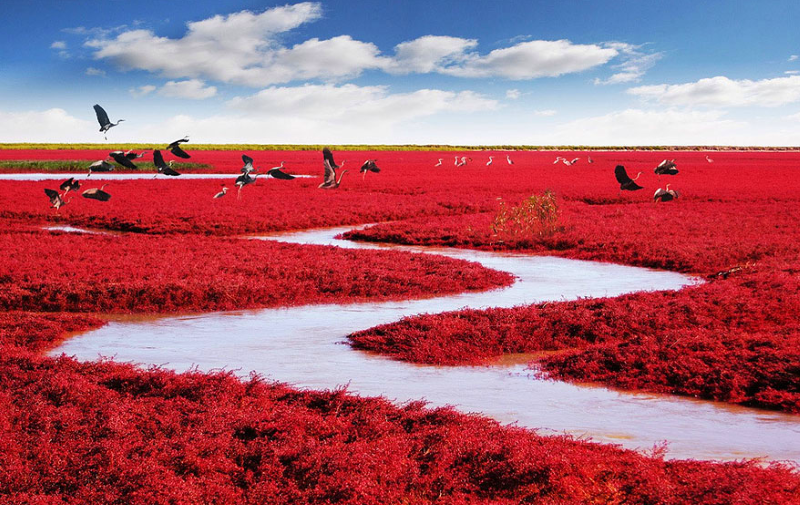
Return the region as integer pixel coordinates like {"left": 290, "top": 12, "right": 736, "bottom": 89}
{"left": 52, "top": 225, "right": 800, "bottom": 463}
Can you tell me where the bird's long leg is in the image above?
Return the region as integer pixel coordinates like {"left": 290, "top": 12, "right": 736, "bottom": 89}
{"left": 237, "top": 186, "right": 242, "bottom": 199}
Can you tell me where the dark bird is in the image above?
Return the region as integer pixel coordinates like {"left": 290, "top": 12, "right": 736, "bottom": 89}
{"left": 93, "top": 104, "right": 124, "bottom": 140}
{"left": 213, "top": 186, "right": 228, "bottom": 199}
{"left": 319, "top": 147, "right": 347, "bottom": 189}
{"left": 235, "top": 172, "right": 259, "bottom": 198}
{"left": 653, "top": 184, "right": 679, "bottom": 203}
{"left": 615, "top": 165, "right": 643, "bottom": 191}
{"left": 241, "top": 154, "right": 255, "bottom": 174}
{"left": 82, "top": 184, "right": 111, "bottom": 201}
{"left": 153, "top": 149, "right": 181, "bottom": 177}
{"left": 44, "top": 188, "right": 68, "bottom": 210}
{"left": 109, "top": 151, "right": 138, "bottom": 169}
{"left": 88, "top": 158, "right": 114, "bottom": 176}
{"left": 267, "top": 161, "right": 295, "bottom": 180}
{"left": 167, "top": 137, "right": 191, "bottom": 158}
{"left": 654, "top": 159, "right": 678, "bottom": 176}
{"left": 59, "top": 177, "right": 80, "bottom": 196}
{"left": 359, "top": 159, "right": 380, "bottom": 179}
{"left": 124, "top": 149, "right": 148, "bottom": 160}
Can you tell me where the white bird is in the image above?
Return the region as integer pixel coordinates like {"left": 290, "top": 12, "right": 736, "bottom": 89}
{"left": 213, "top": 186, "right": 228, "bottom": 199}
{"left": 706, "top": 155, "right": 714, "bottom": 163}
{"left": 506, "top": 155, "right": 513, "bottom": 165}
{"left": 486, "top": 156, "right": 493, "bottom": 166}
{"left": 587, "top": 156, "right": 594, "bottom": 164}
{"left": 454, "top": 156, "right": 459, "bottom": 166}
{"left": 553, "top": 157, "right": 564, "bottom": 164}
{"left": 564, "top": 157, "right": 579, "bottom": 166}
{"left": 654, "top": 184, "right": 679, "bottom": 203}
{"left": 435, "top": 158, "right": 443, "bottom": 167}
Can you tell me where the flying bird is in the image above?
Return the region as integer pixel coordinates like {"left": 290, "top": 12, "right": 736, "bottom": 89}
{"left": 44, "top": 188, "right": 68, "bottom": 210}
{"left": 235, "top": 172, "right": 259, "bottom": 198}
{"left": 435, "top": 158, "right": 443, "bottom": 167}
{"left": 506, "top": 155, "right": 514, "bottom": 165}
{"left": 167, "top": 137, "right": 191, "bottom": 159}
{"left": 109, "top": 151, "right": 138, "bottom": 169}
{"left": 82, "top": 184, "right": 111, "bottom": 201}
{"left": 124, "top": 149, "right": 148, "bottom": 160}
{"left": 319, "top": 147, "right": 348, "bottom": 189}
{"left": 241, "top": 154, "right": 255, "bottom": 174}
{"left": 267, "top": 161, "right": 295, "bottom": 180}
{"left": 654, "top": 184, "right": 679, "bottom": 203}
{"left": 360, "top": 159, "right": 380, "bottom": 179}
{"left": 213, "top": 186, "right": 228, "bottom": 199}
{"left": 93, "top": 104, "right": 124, "bottom": 140}
{"left": 615, "top": 165, "right": 643, "bottom": 192}
{"left": 59, "top": 177, "right": 80, "bottom": 196}
{"left": 153, "top": 149, "right": 181, "bottom": 177}
{"left": 654, "top": 159, "right": 678, "bottom": 176}
{"left": 486, "top": 156, "right": 493, "bottom": 166}
{"left": 88, "top": 158, "right": 114, "bottom": 176}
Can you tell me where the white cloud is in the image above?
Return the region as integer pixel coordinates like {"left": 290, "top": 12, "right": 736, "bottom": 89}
{"left": 85, "top": 67, "right": 106, "bottom": 76}
{"left": 85, "top": 4, "right": 624, "bottom": 86}
{"left": 50, "top": 41, "right": 66, "bottom": 50}
{"left": 158, "top": 79, "right": 217, "bottom": 99}
{"left": 439, "top": 39, "right": 617, "bottom": 79}
{"left": 546, "top": 108, "right": 745, "bottom": 145}
{"left": 0, "top": 108, "right": 93, "bottom": 142}
{"left": 506, "top": 89, "right": 521, "bottom": 99}
{"left": 129, "top": 85, "right": 156, "bottom": 97}
{"left": 533, "top": 109, "right": 557, "bottom": 116}
{"left": 228, "top": 83, "right": 496, "bottom": 123}
{"left": 789, "top": 55, "right": 798, "bottom": 62}
{"left": 628, "top": 75, "right": 800, "bottom": 107}
{"left": 594, "top": 42, "right": 661, "bottom": 85}
{"left": 786, "top": 70, "right": 800, "bottom": 75}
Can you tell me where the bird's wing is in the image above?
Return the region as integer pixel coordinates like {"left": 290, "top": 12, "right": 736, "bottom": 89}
{"left": 59, "top": 178, "right": 73, "bottom": 191}
{"left": 111, "top": 153, "right": 137, "bottom": 169}
{"left": 167, "top": 137, "right": 189, "bottom": 149}
{"left": 170, "top": 145, "right": 191, "bottom": 159}
{"left": 153, "top": 150, "right": 166, "bottom": 169}
{"left": 125, "top": 152, "right": 138, "bottom": 160}
{"left": 323, "top": 159, "right": 336, "bottom": 185}
{"left": 614, "top": 165, "right": 632, "bottom": 184}
{"left": 323, "top": 147, "right": 337, "bottom": 168}
{"left": 242, "top": 155, "right": 253, "bottom": 171}
{"left": 268, "top": 168, "right": 295, "bottom": 180}
{"left": 44, "top": 188, "right": 59, "bottom": 200}
{"left": 93, "top": 104, "right": 110, "bottom": 126}
{"left": 654, "top": 188, "right": 665, "bottom": 199}
{"left": 163, "top": 166, "right": 181, "bottom": 176}
{"left": 94, "top": 190, "right": 112, "bottom": 201}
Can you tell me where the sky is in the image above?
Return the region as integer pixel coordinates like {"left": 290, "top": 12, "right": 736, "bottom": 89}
{"left": 1, "top": 0, "right": 800, "bottom": 145}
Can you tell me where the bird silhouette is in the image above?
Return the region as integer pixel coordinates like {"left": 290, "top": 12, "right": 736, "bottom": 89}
{"left": 654, "top": 159, "right": 678, "bottom": 176}
{"left": 44, "top": 188, "right": 68, "bottom": 210}
{"left": 153, "top": 150, "right": 181, "bottom": 177}
{"left": 654, "top": 184, "right": 679, "bottom": 202}
{"left": 615, "top": 165, "right": 643, "bottom": 192}
{"left": 109, "top": 151, "right": 137, "bottom": 169}
{"left": 167, "top": 137, "right": 191, "bottom": 159}
{"left": 360, "top": 159, "right": 380, "bottom": 179}
{"left": 93, "top": 104, "right": 124, "bottom": 140}
{"left": 82, "top": 184, "right": 111, "bottom": 201}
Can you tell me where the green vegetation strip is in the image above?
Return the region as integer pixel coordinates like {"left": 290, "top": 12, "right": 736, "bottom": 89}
{"left": 2, "top": 143, "right": 798, "bottom": 152}
{"left": 0, "top": 160, "right": 212, "bottom": 172}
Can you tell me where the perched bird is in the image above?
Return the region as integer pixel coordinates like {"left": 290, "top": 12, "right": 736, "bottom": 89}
{"left": 435, "top": 158, "right": 443, "bottom": 167}
{"left": 486, "top": 156, "right": 494, "bottom": 166}
{"left": 615, "top": 165, "right": 643, "bottom": 192}
{"left": 564, "top": 157, "right": 579, "bottom": 166}
{"left": 706, "top": 155, "right": 714, "bottom": 163}
{"left": 213, "top": 186, "right": 228, "bottom": 199}
{"left": 88, "top": 158, "right": 114, "bottom": 176}
{"left": 109, "top": 151, "right": 138, "bottom": 169}
{"left": 267, "top": 161, "right": 295, "bottom": 180}
{"left": 654, "top": 184, "right": 679, "bottom": 203}
{"left": 553, "top": 157, "right": 563, "bottom": 164}
{"left": 360, "top": 159, "right": 380, "bottom": 179}
{"left": 124, "top": 149, "right": 148, "bottom": 160}
{"left": 44, "top": 188, "right": 67, "bottom": 210}
{"left": 153, "top": 149, "right": 181, "bottom": 177}
{"left": 167, "top": 137, "right": 191, "bottom": 159}
{"left": 93, "top": 104, "right": 124, "bottom": 139}
{"left": 454, "top": 156, "right": 459, "bottom": 166}
{"left": 59, "top": 177, "right": 80, "bottom": 196}
{"left": 587, "top": 156, "right": 594, "bottom": 164}
{"left": 506, "top": 155, "right": 514, "bottom": 165}
{"left": 241, "top": 154, "right": 255, "bottom": 174}
{"left": 82, "top": 184, "right": 111, "bottom": 201}
{"left": 319, "top": 147, "right": 348, "bottom": 189}
{"left": 654, "top": 159, "right": 678, "bottom": 176}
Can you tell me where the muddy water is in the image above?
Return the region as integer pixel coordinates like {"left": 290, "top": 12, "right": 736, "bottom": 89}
{"left": 52, "top": 226, "right": 800, "bottom": 463}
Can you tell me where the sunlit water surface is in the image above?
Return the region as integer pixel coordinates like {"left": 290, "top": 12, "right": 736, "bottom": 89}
{"left": 53, "top": 226, "right": 800, "bottom": 463}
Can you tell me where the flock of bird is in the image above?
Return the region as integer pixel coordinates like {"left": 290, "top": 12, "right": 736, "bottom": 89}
{"left": 44, "top": 103, "right": 702, "bottom": 210}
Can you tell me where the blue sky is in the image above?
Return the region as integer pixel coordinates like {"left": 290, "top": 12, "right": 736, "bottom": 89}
{"left": 1, "top": 0, "right": 799, "bottom": 144}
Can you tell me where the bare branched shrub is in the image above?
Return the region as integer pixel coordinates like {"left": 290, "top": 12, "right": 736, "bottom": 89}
{"left": 491, "top": 190, "right": 561, "bottom": 240}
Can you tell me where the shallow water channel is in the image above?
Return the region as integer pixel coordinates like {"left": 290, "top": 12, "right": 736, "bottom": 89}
{"left": 52, "top": 226, "right": 800, "bottom": 463}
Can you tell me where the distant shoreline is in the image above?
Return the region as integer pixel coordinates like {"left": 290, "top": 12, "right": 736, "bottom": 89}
{"left": 1, "top": 143, "right": 799, "bottom": 152}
